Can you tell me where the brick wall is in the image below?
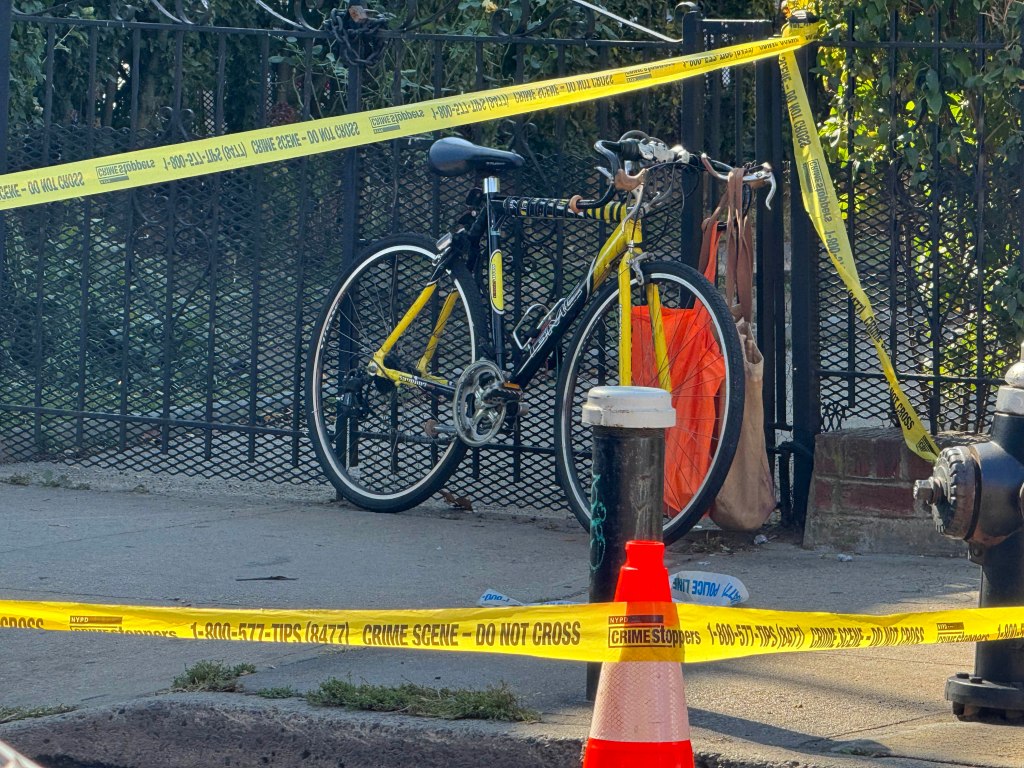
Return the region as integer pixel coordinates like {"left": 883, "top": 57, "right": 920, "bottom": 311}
{"left": 804, "top": 427, "right": 971, "bottom": 556}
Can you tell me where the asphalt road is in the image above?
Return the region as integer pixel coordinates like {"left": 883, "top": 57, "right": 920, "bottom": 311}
{"left": 0, "top": 475, "right": 1020, "bottom": 768}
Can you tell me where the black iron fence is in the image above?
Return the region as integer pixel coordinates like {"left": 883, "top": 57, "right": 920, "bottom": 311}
{"left": 5, "top": 2, "right": 1014, "bottom": 525}
{"left": 786, "top": 9, "right": 1024, "bottom": 521}
{"left": 0, "top": 1, "right": 787, "bottom": 514}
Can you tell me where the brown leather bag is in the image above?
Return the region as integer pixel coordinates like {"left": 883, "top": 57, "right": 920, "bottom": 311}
{"left": 703, "top": 169, "right": 775, "bottom": 531}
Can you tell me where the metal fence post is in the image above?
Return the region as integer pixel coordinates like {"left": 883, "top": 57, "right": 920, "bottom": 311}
{"left": 0, "top": 1, "right": 10, "bottom": 172}
{"left": 678, "top": 6, "right": 705, "bottom": 263}
{"left": 583, "top": 386, "right": 675, "bottom": 701}
{"left": 754, "top": 30, "right": 790, "bottom": 522}
{"left": 788, "top": 43, "right": 821, "bottom": 529}
{"left": 0, "top": 0, "right": 12, "bottom": 305}
{"left": 340, "top": 62, "right": 363, "bottom": 272}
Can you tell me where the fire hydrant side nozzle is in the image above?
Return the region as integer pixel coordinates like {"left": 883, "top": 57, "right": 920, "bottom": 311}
{"left": 914, "top": 342, "right": 1024, "bottom": 722}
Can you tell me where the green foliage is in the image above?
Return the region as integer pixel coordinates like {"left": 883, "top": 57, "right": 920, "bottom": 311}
{"left": 7, "top": 0, "right": 763, "bottom": 135}
{"left": 816, "top": 0, "right": 1024, "bottom": 173}
{"left": 0, "top": 704, "right": 76, "bottom": 723}
{"left": 307, "top": 678, "right": 540, "bottom": 721}
{"left": 171, "top": 660, "right": 257, "bottom": 692}
{"left": 991, "top": 262, "right": 1024, "bottom": 344}
{"left": 810, "top": 1, "right": 1024, "bottom": 426}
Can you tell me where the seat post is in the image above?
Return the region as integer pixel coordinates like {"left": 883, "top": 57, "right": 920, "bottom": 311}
{"left": 483, "top": 175, "right": 504, "bottom": 369}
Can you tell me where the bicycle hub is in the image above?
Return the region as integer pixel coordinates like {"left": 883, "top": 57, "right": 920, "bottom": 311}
{"left": 913, "top": 342, "right": 1024, "bottom": 721}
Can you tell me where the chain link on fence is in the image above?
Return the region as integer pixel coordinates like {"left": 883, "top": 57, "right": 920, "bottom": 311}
{"left": 5, "top": 4, "right": 1013, "bottom": 524}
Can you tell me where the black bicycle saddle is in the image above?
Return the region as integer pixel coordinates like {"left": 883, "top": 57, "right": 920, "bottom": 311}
{"left": 427, "top": 137, "right": 525, "bottom": 177}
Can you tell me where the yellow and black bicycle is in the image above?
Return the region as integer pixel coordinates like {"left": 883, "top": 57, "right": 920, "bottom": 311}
{"left": 305, "top": 133, "right": 775, "bottom": 542}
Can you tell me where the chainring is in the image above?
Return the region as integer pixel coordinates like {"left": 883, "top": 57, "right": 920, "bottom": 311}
{"left": 452, "top": 360, "right": 508, "bottom": 447}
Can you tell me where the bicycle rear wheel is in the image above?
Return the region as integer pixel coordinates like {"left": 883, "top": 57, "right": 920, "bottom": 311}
{"left": 306, "top": 234, "right": 485, "bottom": 512}
{"left": 554, "top": 260, "right": 744, "bottom": 544}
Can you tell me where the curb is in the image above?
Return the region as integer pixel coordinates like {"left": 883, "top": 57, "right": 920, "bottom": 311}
{"left": 0, "top": 695, "right": 582, "bottom": 768}
{"left": 0, "top": 695, "right": 948, "bottom": 768}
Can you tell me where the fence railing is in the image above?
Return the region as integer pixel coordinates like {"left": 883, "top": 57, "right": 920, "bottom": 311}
{"left": 787, "top": 9, "right": 1024, "bottom": 522}
{"left": 0, "top": 2, "right": 788, "bottom": 516}
{"left": 5, "top": 2, "right": 1012, "bottom": 527}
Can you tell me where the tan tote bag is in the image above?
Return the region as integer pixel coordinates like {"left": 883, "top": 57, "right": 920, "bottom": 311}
{"left": 704, "top": 169, "right": 775, "bottom": 531}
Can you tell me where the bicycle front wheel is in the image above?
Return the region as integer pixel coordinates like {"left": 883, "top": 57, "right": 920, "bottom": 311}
{"left": 306, "top": 234, "right": 485, "bottom": 512}
{"left": 554, "top": 260, "right": 744, "bottom": 544}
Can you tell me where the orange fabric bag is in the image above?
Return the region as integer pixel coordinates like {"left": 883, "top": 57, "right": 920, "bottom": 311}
{"left": 630, "top": 229, "right": 725, "bottom": 515}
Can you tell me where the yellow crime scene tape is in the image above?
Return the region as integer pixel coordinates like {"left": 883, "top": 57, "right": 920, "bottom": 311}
{"left": 0, "top": 21, "right": 956, "bottom": 660}
{"left": 0, "top": 20, "right": 938, "bottom": 460}
{"left": 0, "top": 598, "right": 1022, "bottom": 664}
{"left": 0, "top": 27, "right": 816, "bottom": 211}
{"left": 778, "top": 47, "right": 939, "bottom": 463}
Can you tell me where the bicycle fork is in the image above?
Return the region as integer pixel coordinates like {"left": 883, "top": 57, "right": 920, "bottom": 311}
{"left": 616, "top": 226, "right": 672, "bottom": 392}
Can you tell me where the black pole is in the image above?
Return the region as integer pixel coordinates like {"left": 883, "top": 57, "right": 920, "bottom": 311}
{"left": 0, "top": 0, "right": 10, "bottom": 170}
{"left": 340, "top": 63, "right": 363, "bottom": 272}
{"left": 0, "top": 0, "right": 12, "bottom": 308}
{"left": 788, "top": 42, "right": 820, "bottom": 530}
{"left": 678, "top": 7, "right": 705, "bottom": 265}
{"left": 583, "top": 386, "right": 674, "bottom": 701}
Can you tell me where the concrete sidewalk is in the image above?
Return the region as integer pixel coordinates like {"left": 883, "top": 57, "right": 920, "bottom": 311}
{"left": 0, "top": 469, "right": 1019, "bottom": 768}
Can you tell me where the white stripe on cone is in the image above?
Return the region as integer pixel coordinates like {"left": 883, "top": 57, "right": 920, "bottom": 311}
{"left": 588, "top": 661, "right": 691, "bottom": 742}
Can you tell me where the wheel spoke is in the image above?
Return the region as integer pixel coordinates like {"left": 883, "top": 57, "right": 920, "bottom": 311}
{"left": 306, "top": 238, "right": 477, "bottom": 510}
{"left": 557, "top": 262, "right": 744, "bottom": 544}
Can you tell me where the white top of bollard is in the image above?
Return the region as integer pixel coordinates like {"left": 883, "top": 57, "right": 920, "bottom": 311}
{"left": 581, "top": 386, "right": 676, "bottom": 429}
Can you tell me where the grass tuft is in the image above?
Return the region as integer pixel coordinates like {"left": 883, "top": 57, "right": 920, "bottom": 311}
{"left": 0, "top": 705, "right": 75, "bottom": 723}
{"left": 38, "top": 471, "right": 90, "bottom": 490}
{"left": 306, "top": 679, "right": 539, "bottom": 722}
{"left": 171, "top": 660, "right": 256, "bottom": 692}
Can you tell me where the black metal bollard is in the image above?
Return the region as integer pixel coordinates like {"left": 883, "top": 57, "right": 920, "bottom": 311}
{"left": 914, "top": 345, "right": 1024, "bottom": 721}
{"left": 582, "top": 386, "right": 675, "bottom": 701}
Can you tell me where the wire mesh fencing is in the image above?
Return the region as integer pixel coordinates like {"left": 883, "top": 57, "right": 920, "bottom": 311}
{"left": 0, "top": 2, "right": 780, "bottom": 515}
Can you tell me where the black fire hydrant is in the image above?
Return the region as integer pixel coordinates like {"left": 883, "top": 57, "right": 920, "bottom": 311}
{"left": 913, "top": 347, "right": 1024, "bottom": 720}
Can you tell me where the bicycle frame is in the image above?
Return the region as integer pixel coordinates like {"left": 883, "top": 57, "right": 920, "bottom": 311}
{"left": 368, "top": 175, "right": 672, "bottom": 400}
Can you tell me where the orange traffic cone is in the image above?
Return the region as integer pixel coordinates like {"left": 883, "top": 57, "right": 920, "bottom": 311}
{"left": 582, "top": 540, "right": 694, "bottom": 768}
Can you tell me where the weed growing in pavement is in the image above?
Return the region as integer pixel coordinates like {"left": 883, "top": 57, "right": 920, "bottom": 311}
{"left": 0, "top": 705, "right": 75, "bottom": 723}
{"left": 37, "top": 470, "right": 90, "bottom": 490}
{"left": 171, "top": 661, "right": 257, "bottom": 692}
{"left": 256, "top": 686, "right": 300, "bottom": 699}
{"left": 306, "top": 679, "right": 539, "bottom": 722}
{"left": 2, "top": 471, "right": 90, "bottom": 490}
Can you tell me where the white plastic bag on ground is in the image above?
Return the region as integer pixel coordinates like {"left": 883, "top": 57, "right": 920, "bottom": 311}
{"left": 669, "top": 570, "right": 749, "bottom": 606}
{"left": 479, "top": 571, "right": 749, "bottom": 609}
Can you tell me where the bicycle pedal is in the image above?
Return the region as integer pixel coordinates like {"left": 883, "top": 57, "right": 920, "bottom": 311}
{"left": 500, "top": 402, "right": 530, "bottom": 433}
{"left": 423, "top": 419, "right": 456, "bottom": 438}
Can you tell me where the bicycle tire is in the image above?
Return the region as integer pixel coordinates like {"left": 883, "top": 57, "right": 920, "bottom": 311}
{"left": 554, "top": 260, "right": 744, "bottom": 544}
{"left": 306, "top": 234, "right": 486, "bottom": 512}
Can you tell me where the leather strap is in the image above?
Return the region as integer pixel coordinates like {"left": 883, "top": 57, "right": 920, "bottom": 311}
{"left": 700, "top": 168, "right": 754, "bottom": 323}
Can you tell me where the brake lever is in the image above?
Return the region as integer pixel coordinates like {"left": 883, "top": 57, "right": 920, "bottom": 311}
{"left": 700, "top": 154, "right": 778, "bottom": 211}
{"left": 764, "top": 178, "right": 777, "bottom": 210}
{"left": 743, "top": 164, "right": 777, "bottom": 210}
